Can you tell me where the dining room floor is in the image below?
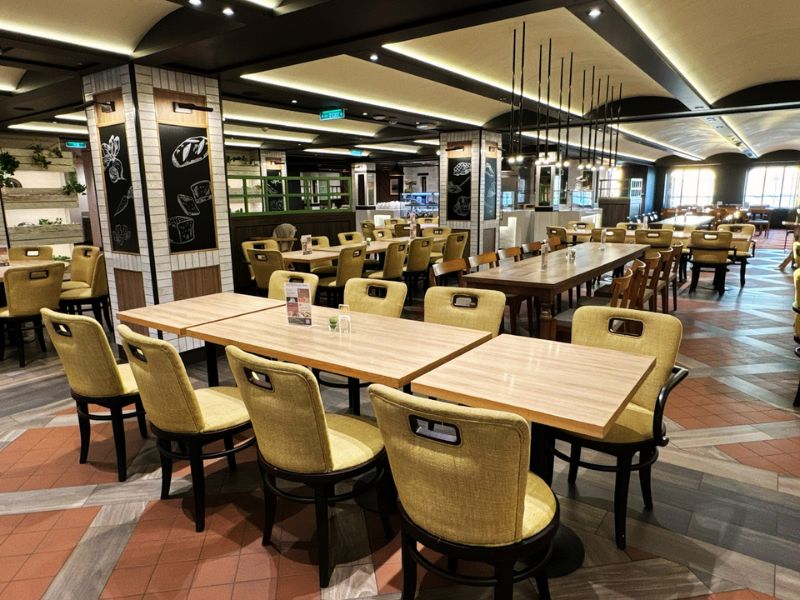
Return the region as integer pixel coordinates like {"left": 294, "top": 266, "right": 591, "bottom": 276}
{"left": 0, "top": 234, "right": 798, "bottom": 600}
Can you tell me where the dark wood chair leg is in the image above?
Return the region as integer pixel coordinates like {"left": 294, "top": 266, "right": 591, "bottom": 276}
{"left": 224, "top": 435, "right": 236, "bottom": 472}
{"left": 509, "top": 301, "right": 518, "bottom": 335}
{"left": 567, "top": 444, "right": 581, "bottom": 485}
{"left": 91, "top": 300, "right": 103, "bottom": 324}
{"left": 260, "top": 469, "right": 277, "bottom": 546}
{"left": 493, "top": 561, "right": 514, "bottom": 600}
{"left": 639, "top": 449, "right": 655, "bottom": 510}
{"left": 110, "top": 406, "right": 127, "bottom": 482}
{"left": 76, "top": 401, "right": 90, "bottom": 464}
{"left": 134, "top": 399, "right": 148, "bottom": 439}
{"left": 376, "top": 473, "right": 393, "bottom": 541}
{"left": 102, "top": 297, "right": 114, "bottom": 332}
{"left": 689, "top": 266, "right": 700, "bottom": 293}
{"left": 740, "top": 260, "right": 747, "bottom": 287}
{"left": 614, "top": 453, "right": 633, "bottom": 549}
{"left": 158, "top": 439, "right": 173, "bottom": 500}
{"left": 314, "top": 486, "right": 331, "bottom": 588}
{"left": 535, "top": 571, "right": 552, "bottom": 600}
{"left": 447, "top": 556, "right": 458, "bottom": 572}
{"left": 188, "top": 443, "right": 206, "bottom": 532}
{"left": 400, "top": 530, "right": 417, "bottom": 600}
{"left": 672, "top": 279, "right": 678, "bottom": 312}
{"left": 15, "top": 321, "right": 25, "bottom": 368}
{"left": 34, "top": 317, "right": 46, "bottom": 353}
{"left": 526, "top": 297, "right": 534, "bottom": 337}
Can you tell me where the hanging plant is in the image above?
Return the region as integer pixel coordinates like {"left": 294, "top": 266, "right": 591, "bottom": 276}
{"left": 0, "top": 150, "right": 19, "bottom": 187}
{"left": 62, "top": 171, "right": 86, "bottom": 195}
{"left": 30, "top": 144, "right": 52, "bottom": 169}
{"left": 50, "top": 145, "right": 63, "bottom": 159}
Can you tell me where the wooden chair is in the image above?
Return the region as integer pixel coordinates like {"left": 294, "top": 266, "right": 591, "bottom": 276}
{"left": 369, "top": 385, "right": 558, "bottom": 600}
{"left": 654, "top": 249, "right": 675, "bottom": 313}
{"left": 8, "top": 245, "right": 53, "bottom": 261}
{"left": 545, "top": 226, "right": 568, "bottom": 249}
{"left": 247, "top": 249, "right": 284, "bottom": 295}
{"left": 268, "top": 271, "right": 319, "bottom": 301}
{"left": 424, "top": 286, "right": 505, "bottom": 336}
{"left": 42, "top": 308, "right": 147, "bottom": 482}
{"left": 667, "top": 243, "right": 683, "bottom": 313}
{"left": 688, "top": 230, "right": 733, "bottom": 295}
{"left": 640, "top": 254, "right": 663, "bottom": 311}
{"left": 429, "top": 258, "right": 467, "bottom": 287}
{"left": 318, "top": 245, "right": 367, "bottom": 305}
{"left": 557, "top": 268, "right": 634, "bottom": 335}
{"left": 344, "top": 278, "right": 407, "bottom": 318}
{"left": 60, "top": 254, "right": 113, "bottom": 331}
{"left": 227, "top": 348, "right": 392, "bottom": 587}
{"left": 552, "top": 306, "right": 688, "bottom": 549}
{"left": 119, "top": 325, "right": 255, "bottom": 532}
{"left": 520, "top": 241, "right": 543, "bottom": 258}
{"left": 499, "top": 247, "right": 536, "bottom": 337}
{"left": 717, "top": 223, "right": 756, "bottom": 286}
{"left": 468, "top": 250, "right": 532, "bottom": 335}
{"left": 0, "top": 262, "right": 65, "bottom": 367}
{"left": 402, "top": 238, "right": 433, "bottom": 303}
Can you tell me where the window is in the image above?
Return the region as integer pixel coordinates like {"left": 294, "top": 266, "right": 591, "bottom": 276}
{"left": 665, "top": 168, "right": 716, "bottom": 207}
{"left": 744, "top": 165, "right": 799, "bottom": 208}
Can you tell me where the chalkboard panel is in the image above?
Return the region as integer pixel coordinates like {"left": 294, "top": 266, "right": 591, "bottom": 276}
{"left": 446, "top": 157, "right": 472, "bottom": 220}
{"left": 266, "top": 169, "right": 284, "bottom": 211}
{"left": 99, "top": 123, "right": 139, "bottom": 253}
{"left": 159, "top": 124, "right": 216, "bottom": 252}
{"left": 483, "top": 157, "right": 497, "bottom": 221}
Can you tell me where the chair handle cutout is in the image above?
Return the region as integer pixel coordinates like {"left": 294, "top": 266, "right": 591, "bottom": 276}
{"left": 127, "top": 343, "right": 147, "bottom": 362}
{"left": 409, "top": 415, "right": 461, "bottom": 445}
{"left": 367, "top": 284, "right": 388, "bottom": 298}
{"left": 608, "top": 317, "right": 644, "bottom": 337}
{"left": 452, "top": 294, "right": 478, "bottom": 308}
{"left": 244, "top": 367, "right": 273, "bottom": 391}
{"left": 53, "top": 322, "right": 72, "bottom": 337}
{"left": 29, "top": 270, "right": 49, "bottom": 280}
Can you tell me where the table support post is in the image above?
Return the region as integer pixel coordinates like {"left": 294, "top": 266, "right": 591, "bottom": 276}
{"left": 538, "top": 300, "right": 557, "bottom": 341}
{"left": 403, "top": 383, "right": 411, "bottom": 393}
{"left": 205, "top": 342, "right": 220, "bottom": 387}
{"left": 530, "top": 423, "right": 555, "bottom": 485}
{"left": 348, "top": 377, "right": 361, "bottom": 416}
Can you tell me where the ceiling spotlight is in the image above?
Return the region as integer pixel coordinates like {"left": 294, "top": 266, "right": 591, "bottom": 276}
{"left": 587, "top": 7, "right": 603, "bottom": 18}
{"left": 189, "top": 0, "right": 202, "bottom": 5}
{"left": 290, "top": 99, "right": 298, "bottom": 104}
{"left": 222, "top": 7, "right": 234, "bottom": 16}
{"left": 535, "top": 158, "right": 541, "bottom": 166}
{"left": 515, "top": 155, "right": 523, "bottom": 162}
{"left": 563, "top": 160, "right": 571, "bottom": 167}
{"left": 362, "top": 112, "right": 368, "bottom": 116}
{"left": 369, "top": 53, "right": 379, "bottom": 62}
{"left": 507, "top": 156, "right": 516, "bottom": 164}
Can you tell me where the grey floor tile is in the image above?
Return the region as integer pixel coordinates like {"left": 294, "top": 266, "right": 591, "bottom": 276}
{"left": 0, "top": 484, "right": 95, "bottom": 515}
{"left": 322, "top": 563, "right": 379, "bottom": 600}
{"left": 776, "top": 565, "right": 800, "bottom": 600}
{"left": 688, "top": 567, "right": 744, "bottom": 594}
{"left": 669, "top": 424, "right": 770, "bottom": 449}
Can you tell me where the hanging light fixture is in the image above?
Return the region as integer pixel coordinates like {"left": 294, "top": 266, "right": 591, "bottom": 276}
{"left": 563, "top": 51, "right": 573, "bottom": 168}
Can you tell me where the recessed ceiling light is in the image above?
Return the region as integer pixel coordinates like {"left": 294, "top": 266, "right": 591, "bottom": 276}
{"left": 222, "top": 7, "right": 235, "bottom": 16}
{"left": 369, "top": 53, "right": 379, "bottom": 62}
{"left": 291, "top": 99, "right": 298, "bottom": 104}
{"left": 362, "top": 112, "right": 368, "bottom": 116}
{"left": 587, "top": 7, "right": 603, "bottom": 18}
{"left": 189, "top": 0, "right": 202, "bottom": 6}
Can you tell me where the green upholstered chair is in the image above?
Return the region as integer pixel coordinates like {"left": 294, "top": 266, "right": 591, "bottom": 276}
{"left": 119, "top": 325, "right": 254, "bottom": 532}
{"left": 42, "top": 308, "right": 146, "bottom": 481}
{"left": 226, "top": 347, "right": 392, "bottom": 587}
{"left": 369, "top": 385, "right": 558, "bottom": 600}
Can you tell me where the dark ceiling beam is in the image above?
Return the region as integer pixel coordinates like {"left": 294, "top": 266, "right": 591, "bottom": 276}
{"left": 0, "top": 55, "right": 76, "bottom": 75}
{"left": 134, "top": 6, "right": 247, "bottom": 58}
{"left": 273, "top": 0, "right": 335, "bottom": 16}
{"left": 0, "top": 77, "right": 85, "bottom": 127}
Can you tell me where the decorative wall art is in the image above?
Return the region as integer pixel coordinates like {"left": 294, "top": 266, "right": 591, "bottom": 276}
{"left": 99, "top": 123, "right": 139, "bottom": 253}
{"left": 447, "top": 148, "right": 472, "bottom": 221}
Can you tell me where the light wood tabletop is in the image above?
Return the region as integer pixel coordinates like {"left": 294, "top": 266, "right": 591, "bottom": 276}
{"left": 281, "top": 249, "right": 339, "bottom": 265}
{"left": 324, "top": 240, "right": 392, "bottom": 254}
{"left": 117, "top": 292, "right": 284, "bottom": 335}
{"left": 464, "top": 242, "right": 647, "bottom": 340}
{"left": 412, "top": 333, "right": 656, "bottom": 439}
{"left": 0, "top": 260, "right": 59, "bottom": 282}
{"left": 564, "top": 229, "right": 750, "bottom": 242}
{"left": 655, "top": 215, "right": 713, "bottom": 226}
{"left": 185, "top": 305, "right": 492, "bottom": 388}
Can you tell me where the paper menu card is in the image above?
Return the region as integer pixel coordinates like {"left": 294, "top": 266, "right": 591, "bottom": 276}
{"left": 285, "top": 282, "right": 312, "bottom": 325}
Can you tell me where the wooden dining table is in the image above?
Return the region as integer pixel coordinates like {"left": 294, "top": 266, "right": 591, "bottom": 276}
{"left": 654, "top": 215, "right": 713, "bottom": 227}
{"left": 281, "top": 249, "right": 339, "bottom": 265}
{"left": 186, "top": 304, "right": 491, "bottom": 414}
{"left": 464, "top": 242, "right": 648, "bottom": 339}
{"left": 117, "top": 292, "right": 285, "bottom": 385}
{"left": 412, "top": 333, "right": 656, "bottom": 576}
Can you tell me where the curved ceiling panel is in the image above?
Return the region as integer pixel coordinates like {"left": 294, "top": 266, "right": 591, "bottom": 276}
{"left": 522, "top": 127, "right": 668, "bottom": 163}
{"left": 0, "top": 0, "right": 178, "bottom": 55}
{"left": 0, "top": 66, "right": 26, "bottom": 93}
{"left": 384, "top": 7, "right": 670, "bottom": 115}
{"left": 223, "top": 123, "right": 317, "bottom": 143}
{"left": 620, "top": 118, "right": 737, "bottom": 159}
{"left": 222, "top": 100, "right": 384, "bottom": 136}
{"left": 724, "top": 110, "right": 800, "bottom": 156}
{"left": 243, "top": 55, "right": 509, "bottom": 126}
{"left": 614, "top": 0, "right": 800, "bottom": 104}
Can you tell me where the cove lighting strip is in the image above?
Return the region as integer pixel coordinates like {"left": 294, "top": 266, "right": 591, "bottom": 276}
{"left": 241, "top": 73, "right": 485, "bottom": 127}
{"left": 224, "top": 140, "right": 263, "bottom": 148}
{"left": 223, "top": 128, "right": 316, "bottom": 143}
{"left": 0, "top": 24, "right": 131, "bottom": 55}
{"left": 223, "top": 111, "right": 378, "bottom": 137}
{"left": 303, "top": 148, "right": 370, "bottom": 156}
{"left": 414, "top": 139, "right": 440, "bottom": 146}
{"left": 9, "top": 122, "right": 88, "bottom": 135}
{"left": 55, "top": 112, "right": 88, "bottom": 122}
{"left": 521, "top": 131, "right": 657, "bottom": 163}
{"left": 355, "top": 144, "right": 421, "bottom": 153}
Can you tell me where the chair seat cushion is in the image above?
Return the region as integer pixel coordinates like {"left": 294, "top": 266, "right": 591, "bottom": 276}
{"left": 367, "top": 271, "right": 388, "bottom": 279}
{"left": 60, "top": 287, "right": 94, "bottom": 301}
{"left": 522, "top": 473, "right": 558, "bottom": 539}
{"left": 318, "top": 277, "right": 340, "bottom": 288}
{"left": 326, "top": 413, "right": 385, "bottom": 471}
{"left": 0, "top": 307, "right": 7, "bottom": 318}
{"left": 311, "top": 265, "right": 337, "bottom": 277}
{"left": 117, "top": 363, "right": 139, "bottom": 395}
{"left": 195, "top": 386, "right": 250, "bottom": 433}
{"left": 62, "top": 280, "right": 90, "bottom": 291}
{"left": 577, "top": 403, "right": 654, "bottom": 444}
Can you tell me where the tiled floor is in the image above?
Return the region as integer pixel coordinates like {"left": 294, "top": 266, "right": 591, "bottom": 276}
{"left": 0, "top": 234, "right": 799, "bottom": 599}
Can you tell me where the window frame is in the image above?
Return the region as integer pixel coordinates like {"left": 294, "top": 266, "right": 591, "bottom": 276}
{"left": 665, "top": 167, "right": 716, "bottom": 207}
{"left": 743, "top": 164, "right": 799, "bottom": 208}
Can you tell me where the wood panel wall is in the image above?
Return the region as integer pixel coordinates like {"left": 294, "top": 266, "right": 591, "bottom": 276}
{"left": 114, "top": 268, "right": 147, "bottom": 334}
{"left": 172, "top": 266, "right": 222, "bottom": 301}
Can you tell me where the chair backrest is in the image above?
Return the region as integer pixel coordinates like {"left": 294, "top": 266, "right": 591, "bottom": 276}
{"left": 226, "top": 347, "right": 335, "bottom": 473}
{"left": 497, "top": 246, "right": 522, "bottom": 262}
{"left": 591, "top": 227, "right": 626, "bottom": 243}
{"left": 242, "top": 241, "right": 279, "bottom": 279}
{"left": 545, "top": 226, "right": 568, "bottom": 248}
{"left": 273, "top": 223, "right": 297, "bottom": 239}
{"left": 442, "top": 232, "right": 468, "bottom": 261}
{"left": 631, "top": 256, "right": 660, "bottom": 309}
{"left": 657, "top": 248, "right": 674, "bottom": 285}
{"left": 690, "top": 230, "right": 732, "bottom": 264}
{"left": 268, "top": 270, "right": 319, "bottom": 301}
{"left": 334, "top": 244, "right": 366, "bottom": 286}
{"left": 380, "top": 241, "right": 408, "bottom": 279}
{"left": 369, "top": 385, "right": 542, "bottom": 546}
{"left": 422, "top": 226, "right": 452, "bottom": 238}
{"left": 247, "top": 249, "right": 284, "bottom": 291}
{"left": 419, "top": 216, "right": 439, "bottom": 224}
{"left": 794, "top": 241, "right": 800, "bottom": 266}
{"left": 69, "top": 245, "right": 101, "bottom": 285}
{"left": 4, "top": 262, "right": 64, "bottom": 317}
{"left": 624, "top": 259, "right": 646, "bottom": 308}
{"left": 337, "top": 231, "right": 364, "bottom": 245}
{"left": 429, "top": 258, "right": 467, "bottom": 287}
{"left": 608, "top": 267, "right": 634, "bottom": 308}
{"left": 618, "top": 221, "right": 644, "bottom": 230}
{"left": 567, "top": 220, "right": 591, "bottom": 231}
{"left": 424, "top": 286, "right": 505, "bottom": 336}
{"left": 572, "top": 306, "right": 683, "bottom": 412}
{"left": 468, "top": 250, "right": 499, "bottom": 270}
{"left": 118, "top": 325, "right": 205, "bottom": 434}
{"left": 795, "top": 268, "right": 800, "bottom": 337}
{"left": 8, "top": 245, "right": 54, "bottom": 261}
{"left": 361, "top": 221, "right": 376, "bottom": 238}
{"left": 520, "top": 241, "right": 543, "bottom": 257}
{"left": 634, "top": 229, "right": 674, "bottom": 248}
{"left": 344, "top": 278, "right": 406, "bottom": 317}
{"left": 89, "top": 254, "right": 109, "bottom": 297}
{"left": 310, "top": 236, "right": 330, "bottom": 248}
{"left": 394, "top": 223, "right": 411, "bottom": 237}
{"left": 405, "top": 238, "right": 433, "bottom": 273}
{"left": 372, "top": 227, "right": 394, "bottom": 239}
{"left": 717, "top": 223, "right": 755, "bottom": 255}
{"left": 386, "top": 218, "right": 406, "bottom": 225}
{"left": 41, "top": 308, "right": 129, "bottom": 398}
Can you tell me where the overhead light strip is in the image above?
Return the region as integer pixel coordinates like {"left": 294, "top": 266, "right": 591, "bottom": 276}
{"left": 223, "top": 128, "right": 316, "bottom": 143}
{"left": 355, "top": 144, "right": 421, "bottom": 153}
{"left": 223, "top": 111, "right": 378, "bottom": 137}
{"left": 9, "top": 122, "right": 88, "bottom": 135}
{"left": 55, "top": 112, "right": 88, "bottom": 122}
{"left": 521, "top": 131, "right": 657, "bottom": 163}
{"left": 414, "top": 139, "right": 440, "bottom": 146}
{"left": 303, "top": 148, "right": 370, "bottom": 156}
{"left": 0, "top": 24, "right": 131, "bottom": 55}
{"left": 224, "top": 140, "right": 263, "bottom": 148}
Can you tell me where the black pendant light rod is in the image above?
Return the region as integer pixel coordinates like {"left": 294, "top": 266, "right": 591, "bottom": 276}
{"left": 543, "top": 38, "right": 552, "bottom": 161}
{"left": 586, "top": 66, "right": 596, "bottom": 168}
{"left": 614, "top": 82, "right": 623, "bottom": 166}
{"left": 606, "top": 82, "right": 615, "bottom": 166}
{"left": 593, "top": 77, "right": 601, "bottom": 165}
{"left": 556, "top": 56, "right": 563, "bottom": 165}
{"left": 508, "top": 27, "right": 517, "bottom": 159}
{"left": 535, "top": 43, "right": 542, "bottom": 159}
{"left": 565, "top": 51, "right": 573, "bottom": 165}
{"left": 600, "top": 75, "right": 610, "bottom": 166}
{"left": 578, "top": 69, "right": 585, "bottom": 167}
{"left": 517, "top": 21, "right": 527, "bottom": 158}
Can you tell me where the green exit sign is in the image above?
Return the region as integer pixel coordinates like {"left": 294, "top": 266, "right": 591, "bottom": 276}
{"left": 64, "top": 140, "right": 88, "bottom": 149}
{"left": 319, "top": 108, "right": 345, "bottom": 121}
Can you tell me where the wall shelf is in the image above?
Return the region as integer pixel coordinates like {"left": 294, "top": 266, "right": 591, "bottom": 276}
{"left": 8, "top": 223, "right": 84, "bottom": 245}
{"left": 2, "top": 188, "right": 79, "bottom": 210}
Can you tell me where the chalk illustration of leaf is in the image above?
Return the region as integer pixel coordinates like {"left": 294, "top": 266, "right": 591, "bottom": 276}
{"left": 113, "top": 186, "right": 133, "bottom": 217}
{"left": 102, "top": 135, "right": 125, "bottom": 183}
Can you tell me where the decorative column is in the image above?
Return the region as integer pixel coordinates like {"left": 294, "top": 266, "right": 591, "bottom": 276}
{"left": 83, "top": 65, "right": 233, "bottom": 351}
{"left": 438, "top": 130, "right": 502, "bottom": 255}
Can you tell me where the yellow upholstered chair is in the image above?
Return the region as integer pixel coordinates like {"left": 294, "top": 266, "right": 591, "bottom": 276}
{"left": 419, "top": 216, "right": 438, "bottom": 224}
{"left": 567, "top": 220, "right": 593, "bottom": 243}
{"left": 402, "top": 237, "right": 433, "bottom": 303}
{"left": 0, "top": 261, "right": 64, "bottom": 367}
{"left": 361, "top": 220, "right": 376, "bottom": 239}
{"left": 242, "top": 239, "right": 279, "bottom": 281}
{"left": 591, "top": 228, "right": 626, "bottom": 243}
{"left": 118, "top": 325, "right": 254, "bottom": 532}
{"left": 61, "top": 245, "right": 100, "bottom": 291}
{"left": 367, "top": 240, "right": 407, "bottom": 281}
{"left": 369, "top": 385, "right": 558, "bottom": 600}
{"left": 307, "top": 236, "right": 336, "bottom": 277}
{"left": 344, "top": 278, "right": 406, "bottom": 318}
{"left": 386, "top": 217, "right": 406, "bottom": 226}
{"left": 394, "top": 223, "right": 411, "bottom": 237}
{"left": 554, "top": 306, "right": 687, "bottom": 549}
{"left": 8, "top": 245, "right": 53, "bottom": 261}
{"left": 617, "top": 221, "right": 644, "bottom": 231}
{"left": 226, "top": 348, "right": 392, "bottom": 587}
{"left": 424, "top": 286, "right": 505, "bottom": 336}
{"left": 318, "top": 245, "right": 366, "bottom": 305}
{"left": 247, "top": 249, "right": 284, "bottom": 294}
{"left": 634, "top": 229, "right": 674, "bottom": 251}
{"left": 545, "top": 226, "right": 568, "bottom": 249}
{"left": 423, "top": 226, "right": 452, "bottom": 258}
{"left": 60, "top": 254, "right": 112, "bottom": 330}
{"left": 372, "top": 227, "right": 394, "bottom": 239}
{"left": 41, "top": 308, "right": 146, "bottom": 481}
{"left": 337, "top": 231, "right": 364, "bottom": 245}
{"left": 688, "top": 230, "right": 732, "bottom": 294}
{"left": 431, "top": 232, "right": 467, "bottom": 264}
{"left": 717, "top": 223, "right": 756, "bottom": 286}
{"left": 268, "top": 270, "right": 319, "bottom": 301}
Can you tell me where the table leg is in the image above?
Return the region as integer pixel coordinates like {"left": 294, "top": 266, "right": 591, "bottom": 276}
{"left": 779, "top": 252, "right": 793, "bottom": 271}
{"left": 531, "top": 423, "right": 585, "bottom": 578}
{"left": 205, "top": 342, "right": 219, "bottom": 387}
{"left": 348, "top": 377, "right": 361, "bottom": 416}
{"left": 538, "top": 300, "right": 557, "bottom": 340}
